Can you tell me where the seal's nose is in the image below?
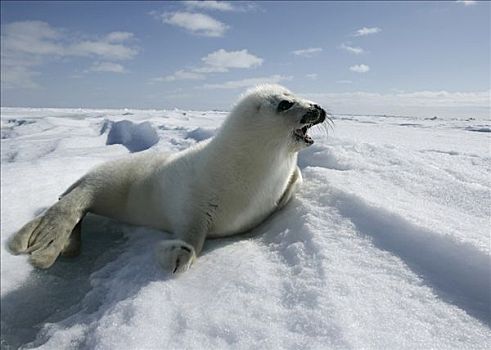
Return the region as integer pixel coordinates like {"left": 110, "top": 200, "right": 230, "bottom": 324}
{"left": 301, "top": 104, "right": 327, "bottom": 124}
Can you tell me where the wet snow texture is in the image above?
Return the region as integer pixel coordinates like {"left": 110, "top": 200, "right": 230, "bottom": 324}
{"left": 1, "top": 108, "right": 490, "bottom": 349}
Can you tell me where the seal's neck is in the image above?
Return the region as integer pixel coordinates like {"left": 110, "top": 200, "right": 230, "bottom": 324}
{"left": 221, "top": 104, "right": 293, "bottom": 147}
{"left": 204, "top": 113, "right": 297, "bottom": 184}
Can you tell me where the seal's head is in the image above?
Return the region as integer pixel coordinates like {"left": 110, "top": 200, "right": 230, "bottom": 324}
{"left": 231, "top": 84, "right": 329, "bottom": 151}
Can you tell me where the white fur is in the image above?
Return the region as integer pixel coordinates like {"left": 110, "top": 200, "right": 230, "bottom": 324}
{"left": 8, "top": 84, "right": 324, "bottom": 273}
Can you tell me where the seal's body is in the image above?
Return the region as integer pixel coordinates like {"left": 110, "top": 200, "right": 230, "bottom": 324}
{"left": 8, "top": 85, "right": 327, "bottom": 273}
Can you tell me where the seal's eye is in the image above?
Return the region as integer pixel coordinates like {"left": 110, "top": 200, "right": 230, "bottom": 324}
{"left": 277, "top": 100, "right": 294, "bottom": 112}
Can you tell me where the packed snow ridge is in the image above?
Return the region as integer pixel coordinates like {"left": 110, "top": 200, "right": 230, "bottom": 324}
{"left": 1, "top": 107, "right": 490, "bottom": 349}
{"left": 105, "top": 120, "right": 159, "bottom": 152}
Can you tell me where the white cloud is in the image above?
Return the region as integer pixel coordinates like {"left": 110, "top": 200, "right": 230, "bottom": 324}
{"left": 306, "top": 73, "right": 318, "bottom": 80}
{"left": 203, "top": 74, "right": 292, "bottom": 89}
{"left": 1, "top": 21, "right": 139, "bottom": 89}
{"left": 201, "top": 49, "right": 263, "bottom": 69}
{"left": 1, "top": 21, "right": 64, "bottom": 57}
{"left": 66, "top": 31, "right": 137, "bottom": 60}
{"left": 340, "top": 43, "right": 364, "bottom": 55}
{"left": 456, "top": 0, "right": 477, "bottom": 5}
{"left": 153, "top": 49, "right": 263, "bottom": 83}
{"left": 350, "top": 64, "right": 370, "bottom": 73}
{"left": 302, "top": 90, "right": 490, "bottom": 117}
{"left": 68, "top": 40, "right": 138, "bottom": 61}
{"left": 292, "top": 47, "right": 323, "bottom": 57}
{"left": 336, "top": 80, "right": 352, "bottom": 84}
{"left": 154, "top": 70, "right": 206, "bottom": 82}
{"left": 105, "top": 31, "right": 134, "bottom": 42}
{"left": 182, "top": 1, "right": 259, "bottom": 12}
{"left": 1, "top": 65, "right": 40, "bottom": 89}
{"left": 161, "top": 11, "right": 228, "bottom": 37}
{"left": 89, "top": 62, "right": 126, "bottom": 73}
{"left": 183, "top": 1, "right": 235, "bottom": 11}
{"left": 193, "top": 66, "right": 229, "bottom": 73}
{"left": 354, "top": 27, "right": 381, "bottom": 37}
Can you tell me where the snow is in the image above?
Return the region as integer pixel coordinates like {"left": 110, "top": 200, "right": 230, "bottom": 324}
{"left": 106, "top": 120, "right": 159, "bottom": 152}
{"left": 1, "top": 107, "right": 490, "bottom": 349}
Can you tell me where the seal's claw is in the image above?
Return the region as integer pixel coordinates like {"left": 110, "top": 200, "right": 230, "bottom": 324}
{"left": 7, "top": 216, "right": 42, "bottom": 255}
{"left": 29, "top": 243, "right": 61, "bottom": 269}
{"left": 156, "top": 239, "right": 196, "bottom": 274}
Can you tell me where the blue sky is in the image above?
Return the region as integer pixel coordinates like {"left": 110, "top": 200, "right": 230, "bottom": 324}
{"left": 1, "top": 1, "right": 490, "bottom": 117}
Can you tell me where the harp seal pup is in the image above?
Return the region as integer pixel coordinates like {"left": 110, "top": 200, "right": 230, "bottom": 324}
{"left": 8, "top": 84, "right": 328, "bottom": 273}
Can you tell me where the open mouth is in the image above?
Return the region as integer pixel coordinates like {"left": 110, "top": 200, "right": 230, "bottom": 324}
{"left": 293, "top": 106, "right": 328, "bottom": 146}
{"left": 293, "top": 124, "right": 314, "bottom": 145}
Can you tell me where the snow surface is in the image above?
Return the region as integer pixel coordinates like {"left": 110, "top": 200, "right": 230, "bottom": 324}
{"left": 1, "top": 107, "right": 490, "bottom": 349}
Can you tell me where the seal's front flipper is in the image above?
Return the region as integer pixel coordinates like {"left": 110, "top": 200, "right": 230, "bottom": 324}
{"left": 23, "top": 208, "right": 82, "bottom": 268}
{"left": 7, "top": 186, "right": 91, "bottom": 269}
{"left": 277, "top": 166, "right": 303, "bottom": 210}
{"left": 61, "top": 220, "right": 82, "bottom": 258}
{"left": 7, "top": 216, "right": 43, "bottom": 255}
